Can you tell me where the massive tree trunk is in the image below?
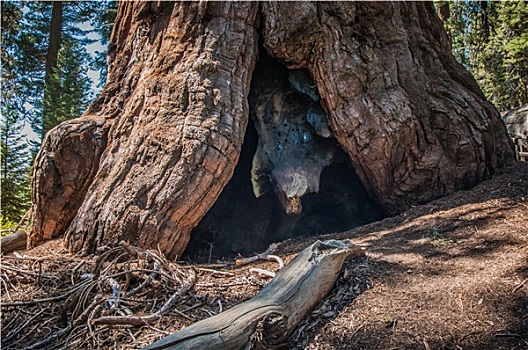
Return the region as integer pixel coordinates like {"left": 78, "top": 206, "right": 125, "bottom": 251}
{"left": 29, "top": 2, "right": 514, "bottom": 260}
{"left": 31, "top": 1, "right": 259, "bottom": 258}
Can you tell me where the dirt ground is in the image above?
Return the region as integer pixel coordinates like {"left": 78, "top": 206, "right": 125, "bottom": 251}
{"left": 1, "top": 162, "right": 527, "bottom": 349}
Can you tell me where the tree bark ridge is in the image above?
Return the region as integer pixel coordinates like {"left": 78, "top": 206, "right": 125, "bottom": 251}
{"left": 32, "top": 2, "right": 259, "bottom": 259}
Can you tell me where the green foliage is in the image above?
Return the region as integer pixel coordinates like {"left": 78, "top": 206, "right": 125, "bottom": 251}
{"left": 1, "top": 114, "right": 32, "bottom": 223}
{"left": 1, "top": 0, "right": 117, "bottom": 140}
{"left": 89, "top": 0, "right": 118, "bottom": 87}
{"left": 439, "top": 1, "right": 528, "bottom": 111}
{"left": 2, "top": 1, "right": 50, "bottom": 136}
{"left": 42, "top": 37, "right": 95, "bottom": 135}
{"left": 41, "top": 1, "right": 117, "bottom": 137}
{"left": 0, "top": 216, "right": 19, "bottom": 234}
{"left": 1, "top": 1, "right": 33, "bottom": 224}
{"left": 1, "top": 1, "right": 116, "bottom": 224}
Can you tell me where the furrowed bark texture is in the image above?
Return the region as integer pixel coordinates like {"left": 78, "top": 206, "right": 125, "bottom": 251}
{"left": 261, "top": 1, "right": 514, "bottom": 213}
{"left": 30, "top": 118, "right": 108, "bottom": 245}
{"left": 31, "top": 2, "right": 259, "bottom": 259}
{"left": 30, "top": 2, "right": 514, "bottom": 258}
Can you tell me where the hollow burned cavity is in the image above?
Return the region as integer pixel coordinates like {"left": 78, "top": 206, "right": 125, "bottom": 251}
{"left": 185, "top": 50, "right": 384, "bottom": 260}
{"left": 250, "top": 51, "right": 334, "bottom": 215}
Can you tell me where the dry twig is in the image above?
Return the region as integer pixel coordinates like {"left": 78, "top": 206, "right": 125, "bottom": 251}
{"left": 1, "top": 242, "right": 267, "bottom": 349}
{"left": 235, "top": 243, "right": 284, "bottom": 269}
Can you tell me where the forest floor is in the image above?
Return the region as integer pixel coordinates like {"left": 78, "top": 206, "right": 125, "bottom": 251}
{"left": 1, "top": 162, "right": 527, "bottom": 350}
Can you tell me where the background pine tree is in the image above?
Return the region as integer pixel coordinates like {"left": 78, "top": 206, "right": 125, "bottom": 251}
{"left": 1, "top": 0, "right": 116, "bottom": 226}
{"left": 1, "top": 113, "right": 31, "bottom": 227}
{"left": 438, "top": 1, "right": 528, "bottom": 111}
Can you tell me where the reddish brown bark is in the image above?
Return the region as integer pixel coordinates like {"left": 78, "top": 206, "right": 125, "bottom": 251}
{"left": 31, "top": 2, "right": 259, "bottom": 259}
{"left": 30, "top": 2, "right": 514, "bottom": 259}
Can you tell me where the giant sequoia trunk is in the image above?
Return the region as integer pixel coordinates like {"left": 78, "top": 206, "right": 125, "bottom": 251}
{"left": 30, "top": 2, "right": 514, "bottom": 260}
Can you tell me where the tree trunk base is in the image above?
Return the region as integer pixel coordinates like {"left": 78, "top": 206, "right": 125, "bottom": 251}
{"left": 29, "top": 1, "right": 515, "bottom": 261}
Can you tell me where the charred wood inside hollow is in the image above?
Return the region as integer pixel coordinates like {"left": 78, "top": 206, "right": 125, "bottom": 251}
{"left": 185, "top": 51, "right": 384, "bottom": 259}
{"left": 249, "top": 48, "right": 336, "bottom": 216}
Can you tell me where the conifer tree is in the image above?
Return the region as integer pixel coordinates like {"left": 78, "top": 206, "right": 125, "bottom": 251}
{"left": 41, "top": 1, "right": 115, "bottom": 137}
{"left": 89, "top": 0, "right": 118, "bottom": 87}
{"left": 439, "top": 0, "right": 527, "bottom": 110}
{"left": 1, "top": 113, "right": 31, "bottom": 223}
{"left": 1, "top": 0, "right": 116, "bottom": 139}
{"left": 0, "top": 0, "right": 116, "bottom": 223}
{"left": 1, "top": 1, "right": 33, "bottom": 224}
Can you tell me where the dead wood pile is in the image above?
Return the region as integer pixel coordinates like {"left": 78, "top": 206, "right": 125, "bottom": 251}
{"left": 1, "top": 241, "right": 370, "bottom": 349}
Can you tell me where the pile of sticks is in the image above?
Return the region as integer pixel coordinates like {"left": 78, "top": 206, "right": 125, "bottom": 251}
{"left": 1, "top": 242, "right": 281, "bottom": 349}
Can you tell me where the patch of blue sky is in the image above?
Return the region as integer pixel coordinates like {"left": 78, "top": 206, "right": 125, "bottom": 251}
{"left": 20, "top": 21, "right": 107, "bottom": 143}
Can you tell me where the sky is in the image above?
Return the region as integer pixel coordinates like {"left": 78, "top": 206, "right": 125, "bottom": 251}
{"left": 21, "top": 21, "right": 105, "bottom": 143}
{"left": 84, "top": 21, "right": 105, "bottom": 94}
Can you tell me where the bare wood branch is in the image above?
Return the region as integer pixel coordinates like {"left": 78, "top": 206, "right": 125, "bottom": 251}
{"left": 236, "top": 254, "right": 284, "bottom": 269}
{"left": 91, "top": 268, "right": 197, "bottom": 327}
{"left": 512, "top": 278, "right": 528, "bottom": 293}
{"left": 1, "top": 279, "right": 91, "bottom": 307}
{"left": 249, "top": 268, "right": 276, "bottom": 279}
{"left": 14, "top": 210, "right": 31, "bottom": 231}
{"left": 89, "top": 314, "right": 162, "bottom": 327}
{"left": 21, "top": 325, "right": 72, "bottom": 350}
{"left": 143, "top": 240, "right": 364, "bottom": 350}
{"left": 119, "top": 240, "right": 140, "bottom": 258}
{"left": 1, "top": 231, "right": 28, "bottom": 254}
{"left": 124, "top": 263, "right": 160, "bottom": 298}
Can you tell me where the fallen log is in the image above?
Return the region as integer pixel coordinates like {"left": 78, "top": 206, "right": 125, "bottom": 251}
{"left": 144, "top": 239, "right": 364, "bottom": 350}
{"left": 1, "top": 231, "right": 28, "bottom": 255}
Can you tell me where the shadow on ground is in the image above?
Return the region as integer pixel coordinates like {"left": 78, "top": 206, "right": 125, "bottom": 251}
{"left": 278, "top": 163, "right": 528, "bottom": 349}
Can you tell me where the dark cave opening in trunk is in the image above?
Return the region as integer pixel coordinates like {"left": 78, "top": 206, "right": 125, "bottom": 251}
{"left": 183, "top": 48, "right": 385, "bottom": 261}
